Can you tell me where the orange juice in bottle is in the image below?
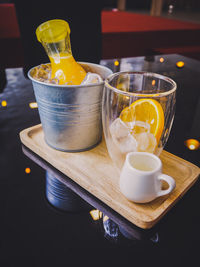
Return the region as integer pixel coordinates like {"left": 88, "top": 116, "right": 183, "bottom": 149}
{"left": 36, "top": 19, "right": 86, "bottom": 85}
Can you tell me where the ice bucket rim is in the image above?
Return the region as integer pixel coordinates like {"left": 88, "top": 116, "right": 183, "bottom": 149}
{"left": 28, "top": 61, "right": 112, "bottom": 88}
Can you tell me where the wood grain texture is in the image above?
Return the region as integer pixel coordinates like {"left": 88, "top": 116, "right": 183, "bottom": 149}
{"left": 20, "top": 124, "right": 200, "bottom": 229}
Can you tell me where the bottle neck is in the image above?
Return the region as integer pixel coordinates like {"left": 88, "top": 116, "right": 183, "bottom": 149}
{"left": 36, "top": 19, "right": 72, "bottom": 58}
{"left": 41, "top": 34, "right": 72, "bottom": 59}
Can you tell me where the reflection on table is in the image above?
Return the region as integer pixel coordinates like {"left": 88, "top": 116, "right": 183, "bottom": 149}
{"left": 22, "top": 145, "right": 159, "bottom": 244}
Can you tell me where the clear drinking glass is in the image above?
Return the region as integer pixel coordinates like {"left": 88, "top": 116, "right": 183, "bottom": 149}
{"left": 102, "top": 71, "right": 177, "bottom": 170}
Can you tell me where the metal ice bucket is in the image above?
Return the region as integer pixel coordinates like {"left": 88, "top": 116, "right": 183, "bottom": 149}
{"left": 28, "top": 62, "right": 112, "bottom": 152}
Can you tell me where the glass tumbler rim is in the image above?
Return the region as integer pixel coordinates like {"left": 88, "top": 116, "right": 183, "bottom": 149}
{"left": 104, "top": 71, "right": 177, "bottom": 97}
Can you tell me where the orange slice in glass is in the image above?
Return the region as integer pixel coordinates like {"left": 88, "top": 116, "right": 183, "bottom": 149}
{"left": 120, "top": 98, "right": 164, "bottom": 143}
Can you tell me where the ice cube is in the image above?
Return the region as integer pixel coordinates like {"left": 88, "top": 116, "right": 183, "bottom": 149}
{"left": 108, "top": 118, "right": 157, "bottom": 170}
{"left": 125, "top": 120, "right": 157, "bottom": 152}
{"left": 81, "top": 72, "right": 102, "bottom": 85}
{"left": 126, "top": 120, "right": 150, "bottom": 134}
{"left": 110, "top": 118, "right": 130, "bottom": 139}
{"left": 110, "top": 118, "right": 157, "bottom": 154}
{"left": 31, "top": 64, "right": 51, "bottom": 81}
{"left": 135, "top": 132, "right": 157, "bottom": 153}
{"left": 110, "top": 118, "right": 137, "bottom": 153}
{"left": 48, "top": 77, "right": 59, "bottom": 84}
{"left": 117, "top": 133, "right": 138, "bottom": 153}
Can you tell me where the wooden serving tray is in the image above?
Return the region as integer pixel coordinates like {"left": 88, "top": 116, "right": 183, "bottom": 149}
{"left": 20, "top": 124, "right": 200, "bottom": 229}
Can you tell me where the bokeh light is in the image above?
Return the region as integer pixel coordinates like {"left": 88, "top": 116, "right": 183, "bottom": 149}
{"left": 159, "top": 57, "right": 164, "bottom": 63}
{"left": 89, "top": 209, "right": 102, "bottom": 221}
{"left": 29, "top": 102, "right": 38, "bottom": 109}
{"left": 1, "top": 100, "right": 7, "bottom": 107}
{"left": 114, "top": 60, "right": 119, "bottom": 66}
{"left": 25, "top": 167, "right": 31, "bottom": 174}
{"left": 184, "top": 139, "right": 199, "bottom": 150}
{"left": 176, "top": 61, "right": 184, "bottom": 68}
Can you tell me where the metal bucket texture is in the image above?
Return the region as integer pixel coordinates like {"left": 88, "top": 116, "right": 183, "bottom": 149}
{"left": 28, "top": 62, "right": 112, "bottom": 152}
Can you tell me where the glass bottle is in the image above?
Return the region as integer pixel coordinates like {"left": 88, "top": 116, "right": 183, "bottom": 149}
{"left": 36, "top": 19, "right": 86, "bottom": 85}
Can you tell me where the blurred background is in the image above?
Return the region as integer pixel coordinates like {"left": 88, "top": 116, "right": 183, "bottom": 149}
{"left": 0, "top": 0, "right": 200, "bottom": 106}
{"left": 0, "top": 0, "right": 200, "bottom": 74}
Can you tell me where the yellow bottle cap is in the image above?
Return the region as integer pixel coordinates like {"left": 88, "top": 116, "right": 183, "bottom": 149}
{"left": 36, "top": 19, "right": 70, "bottom": 43}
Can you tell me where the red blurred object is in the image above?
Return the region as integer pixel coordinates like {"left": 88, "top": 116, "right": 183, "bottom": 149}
{"left": 102, "top": 10, "right": 200, "bottom": 33}
{"left": 0, "top": 3, "right": 24, "bottom": 68}
{"left": 0, "top": 3, "right": 20, "bottom": 39}
{"left": 101, "top": 10, "right": 200, "bottom": 59}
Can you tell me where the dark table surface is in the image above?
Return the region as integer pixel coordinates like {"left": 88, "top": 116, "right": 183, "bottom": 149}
{"left": 0, "top": 54, "right": 199, "bottom": 267}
